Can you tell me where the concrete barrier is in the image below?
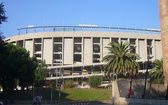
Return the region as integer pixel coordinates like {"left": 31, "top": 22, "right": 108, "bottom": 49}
{"left": 115, "top": 80, "right": 168, "bottom": 105}
{"left": 118, "top": 97, "right": 168, "bottom": 105}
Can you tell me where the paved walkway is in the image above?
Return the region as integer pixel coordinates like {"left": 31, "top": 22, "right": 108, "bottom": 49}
{"left": 7, "top": 100, "right": 112, "bottom": 105}
{"left": 8, "top": 103, "right": 111, "bottom": 105}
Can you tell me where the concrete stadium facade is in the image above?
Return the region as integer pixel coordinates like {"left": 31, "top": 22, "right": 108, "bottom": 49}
{"left": 4, "top": 26, "right": 162, "bottom": 81}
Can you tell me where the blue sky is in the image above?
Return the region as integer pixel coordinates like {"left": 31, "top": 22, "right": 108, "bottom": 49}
{"left": 1, "top": 0, "right": 160, "bottom": 37}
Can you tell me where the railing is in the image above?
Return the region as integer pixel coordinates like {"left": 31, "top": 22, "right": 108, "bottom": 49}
{"left": 17, "top": 25, "right": 160, "bottom": 35}
{"left": 46, "top": 72, "right": 104, "bottom": 80}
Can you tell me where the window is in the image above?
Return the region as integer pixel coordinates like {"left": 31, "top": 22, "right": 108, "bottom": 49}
{"left": 53, "top": 54, "right": 62, "bottom": 59}
{"left": 112, "top": 38, "right": 119, "bottom": 43}
{"left": 54, "top": 37, "right": 62, "bottom": 42}
{"left": 93, "top": 38, "right": 100, "bottom": 43}
{"left": 147, "top": 39, "right": 152, "bottom": 46}
{"left": 34, "top": 44, "right": 41, "bottom": 52}
{"left": 17, "top": 40, "right": 23, "bottom": 47}
{"left": 53, "top": 44, "right": 62, "bottom": 52}
{"left": 93, "top": 60, "right": 100, "bottom": 63}
{"left": 93, "top": 54, "right": 100, "bottom": 58}
{"left": 74, "top": 37, "right": 82, "bottom": 43}
{"left": 130, "top": 39, "right": 136, "bottom": 45}
{"left": 130, "top": 46, "right": 136, "bottom": 54}
{"left": 74, "top": 44, "right": 81, "bottom": 52}
{"left": 35, "top": 54, "right": 41, "bottom": 57}
{"left": 74, "top": 54, "right": 82, "bottom": 62}
{"left": 34, "top": 38, "right": 42, "bottom": 43}
{"left": 93, "top": 45, "right": 100, "bottom": 53}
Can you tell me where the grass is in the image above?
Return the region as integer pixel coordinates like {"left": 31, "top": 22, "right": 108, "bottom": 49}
{"left": 61, "top": 88, "right": 111, "bottom": 101}
{"left": 0, "top": 88, "right": 112, "bottom": 102}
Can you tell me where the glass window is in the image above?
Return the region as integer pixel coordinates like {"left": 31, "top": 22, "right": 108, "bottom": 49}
{"left": 54, "top": 37, "right": 62, "bottom": 42}
{"left": 74, "top": 44, "right": 81, "bottom": 52}
{"left": 74, "top": 37, "right": 82, "bottom": 43}
{"left": 34, "top": 44, "right": 41, "bottom": 52}
{"left": 53, "top": 44, "right": 62, "bottom": 52}
{"left": 35, "top": 54, "right": 41, "bottom": 57}
{"left": 93, "top": 44, "right": 100, "bottom": 53}
{"left": 17, "top": 40, "right": 23, "bottom": 47}
{"left": 34, "top": 38, "right": 42, "bottom": 43}
{"left": 112, "top": 38, "right": 119, "bottom": 43}
{"left": 74, "top": 54, "right": 82, "bottom": 62}
{"left": 93, "top": 38, "right": 100, "bottom": 43}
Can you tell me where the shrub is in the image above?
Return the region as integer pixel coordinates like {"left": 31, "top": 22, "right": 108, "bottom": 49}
{"left": 64, "top": 79, "right": 73, "bottom": 88}
{"left": 89, "top": 76, "right": 102, "bottom": 88}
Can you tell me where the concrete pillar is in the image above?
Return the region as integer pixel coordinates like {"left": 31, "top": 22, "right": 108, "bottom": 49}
{"left": 158, "top": 0, "right": 168, "bottom": 86}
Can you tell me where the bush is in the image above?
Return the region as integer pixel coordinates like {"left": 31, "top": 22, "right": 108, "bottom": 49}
{"left": 64, "top": 79, "right": 73, "bottom": 88}
{"left": 89, "top": 76, "right": 102, "bottom": 88}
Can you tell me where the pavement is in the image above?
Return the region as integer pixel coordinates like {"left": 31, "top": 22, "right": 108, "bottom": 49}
{"left": 7, "top": 100, "right": 112, "bottom": 105}
{"left": 8, "top": 103, "right": 112, "bottom": 105}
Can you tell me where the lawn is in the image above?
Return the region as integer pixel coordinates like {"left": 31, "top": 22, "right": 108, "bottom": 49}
{"left": 61, "top": 88, "right": 111, "bottom": 101}
{"left": 0, "top": 88, "right": 112, "bottom": 102}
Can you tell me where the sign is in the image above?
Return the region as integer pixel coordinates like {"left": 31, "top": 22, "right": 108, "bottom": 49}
{"left": 49, "top": 82, "right": 53, "bottom": 88}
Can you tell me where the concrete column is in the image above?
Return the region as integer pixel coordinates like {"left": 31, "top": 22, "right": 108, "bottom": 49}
{"left": 158, "top": 0, "right": 168, "bottom": 85}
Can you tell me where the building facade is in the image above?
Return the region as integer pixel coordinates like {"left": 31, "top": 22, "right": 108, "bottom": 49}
{"left": 5, "top": 26, "right": 162, "bottom": 81}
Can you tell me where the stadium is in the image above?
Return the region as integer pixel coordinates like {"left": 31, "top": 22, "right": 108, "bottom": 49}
{"left": 4, "top": 25, "right": 161, "bottom": 84}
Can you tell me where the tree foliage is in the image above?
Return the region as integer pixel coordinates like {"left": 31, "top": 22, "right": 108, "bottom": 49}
{"left": 102, "top": 41, "right": 140, "bottom": 77}
{"left": 89, "top": 76, "right": 102, "bottom": 88}
{"left": 0, "top": 2, "right": 7, "bottom": 52}
{"left": 149, "top": 59, "right": 164, "bottom": 84}
{"left": 0, "top": 43, "right": 38, "bottom": 99}
{"left": 35, "top": 60, "right": 48, "bottom": 86}
{"left": 64, "top": 79, "right": 73, "bottom": 88}
{"left": 0, "top": 2, "right": 7, "bottom": 24}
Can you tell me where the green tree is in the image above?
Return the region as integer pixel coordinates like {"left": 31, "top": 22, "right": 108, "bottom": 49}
{"left": 102, "top": 41, "right": 140, "bottom": 77}
{"left": 64, "top": 79, "right": 73, "bottom": 88}
{"left": 0, "top": 43, "right": 38, "bottom": 99}
{"left": 0, "top": 2, "right": 7, "bottom": 24}
{"left": 18, "top": 56, "right": 38, "bottom": 90}
{"left": 35, "top": 60, "right": 48, "bottom": 87}
{"left": 89, "top": 76, "right": 102, "bottom": 88}
{"left": 149, "top": 59, "right": 164, "bottom": 84}
{"left": 0, "top": 2, "right": 7, "bottom": 60}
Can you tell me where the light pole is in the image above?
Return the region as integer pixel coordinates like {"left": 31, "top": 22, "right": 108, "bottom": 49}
{"left": 142, "top": 45, "right": 151, "bottom": 98}
{"left": 58, "top": 52, "right": 62, "bottom": 105}
{"left": 55, "top": 69, "right": 58, "bottom": 88}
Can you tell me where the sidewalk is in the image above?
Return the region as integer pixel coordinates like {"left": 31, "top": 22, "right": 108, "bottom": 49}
{"left": 7, "top": 101, "right": 111, "bottom": 105}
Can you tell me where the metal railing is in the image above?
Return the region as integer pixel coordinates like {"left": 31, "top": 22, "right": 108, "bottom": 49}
{"left": 17, "top": 25, "right": 160, "bottom": 35}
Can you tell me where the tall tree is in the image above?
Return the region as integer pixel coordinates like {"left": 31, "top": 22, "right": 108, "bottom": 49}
{"left": 102, "top": 41, "right": 140, "bottom": 103}
{"left": 0, "top": 43, "right": 38, "bottom": 99}
{"left": 102, "top": 41, "right": 140, "bottom": 77}
{"left": 18, "top": 56, "right": 38, "bottom": 90}
{"left": 0, "top": 2, "right": 7, "bottom": 24}
{"left": 149, "top": 59, "right": 164, "bottom": 84}
{"left": 35, "top": 60, "right": 48, "bottom": 86}
{"left": 0, "top": 2, "right": 7, "bottom": 55}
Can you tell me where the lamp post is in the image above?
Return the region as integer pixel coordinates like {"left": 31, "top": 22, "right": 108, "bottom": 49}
{"left": 58, "top": 52, "right": 62, "bottom": 105}
{"left": 55, "top": 69, "right": 58, "bottom": 88}
{"left": 142, "top": 45, "right": 150, "bottom": 98}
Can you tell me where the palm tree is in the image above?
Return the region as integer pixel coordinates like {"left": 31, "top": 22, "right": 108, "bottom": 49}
{"left": 149, "top": 59, "right": 164, "bottom": 84}
{"left": 148, "top": 59, "right": 164, "bottom": 98}
{"left": 102, "top": 41, "right": 140, "bottom": 102}
{"left": 102, "top": 41, "right": 139, "bottom": 76}
{"left": 102, "top": 42, "right": 140, "bottom": 104}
